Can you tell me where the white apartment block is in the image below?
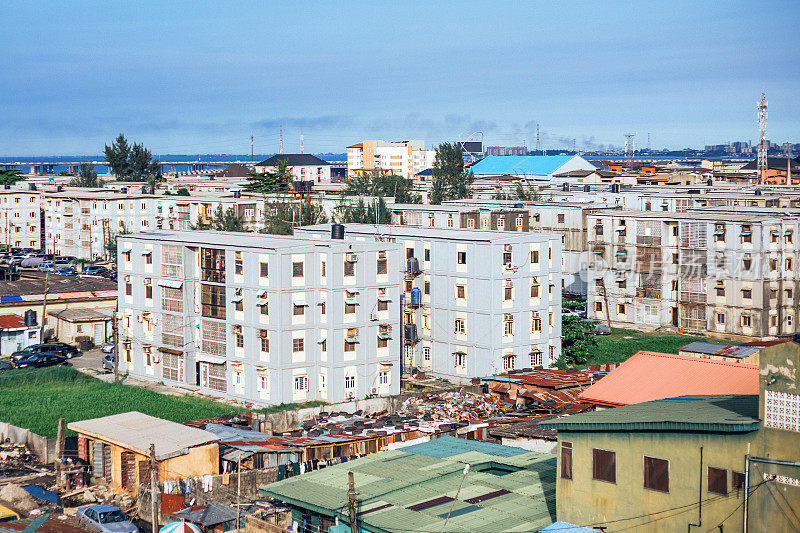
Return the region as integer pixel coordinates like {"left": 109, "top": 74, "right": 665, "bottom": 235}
{"left": 586, "top": 210, "right": 800, "bottom": 338}
{"left": 296, "top": 224, "right": 563, "bottom": 381}
{"left": 117, "top": 231, "right": 401, "bottom": 405}
{"left": 0, "top": 187, "right": 44, "bottom": 250}
{"left": 254, "top": 154, "right": 332, "bottom": 183}
{"left": 347, "top": 140, "right": 435, "bottom": 179}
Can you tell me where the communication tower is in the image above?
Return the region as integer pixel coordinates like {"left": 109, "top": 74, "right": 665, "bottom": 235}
{"left": 757, "top": 91, "right": 768, "bottom": 184}
{"left": 624, "top": 132, "right": 637, "bottom": 169}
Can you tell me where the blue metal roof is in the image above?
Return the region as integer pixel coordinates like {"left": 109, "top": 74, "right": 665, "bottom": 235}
{"left": 470, "top": 155, "right": 575, "bottom": 176}
{"left": 400, "top": 435, "right": 529, "bottom": 458}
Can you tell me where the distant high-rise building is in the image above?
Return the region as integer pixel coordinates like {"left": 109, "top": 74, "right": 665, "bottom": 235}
{"left": 346, "top": 140, "right": 435, "bottom": 179}
{"left": 485, "top": 146, "right": 527, "bottom": 156}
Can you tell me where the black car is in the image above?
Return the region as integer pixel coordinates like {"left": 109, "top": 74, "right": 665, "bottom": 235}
{"left": 15, "top": 353, "right": 69, "bottom": 368}
{"left": 11, "top": 343, "right": 81, "bottom": 363}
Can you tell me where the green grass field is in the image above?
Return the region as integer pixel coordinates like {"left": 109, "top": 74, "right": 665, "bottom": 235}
{"left": 586, "top": 328, "right": 708, "bottom": 366}
{"left": 0, "top": 366, "right": 322, "bottom": 438}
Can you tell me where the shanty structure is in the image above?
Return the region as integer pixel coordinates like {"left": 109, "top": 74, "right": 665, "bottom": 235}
{"left": 173, "top": 503, "right": 242, "bottom": 533}
{"left": 0, "top": 313, "right": 39, "bottom": 357}
{"left": 47, "top": 308, "right": 112, "bottom": 346}
{"left": 678, "top": 341, "right": 760, "bottom": 364}
{"left": 259, "top": 435, "right": 556, "bottom": 533}
{"left": 482, "top": 368, "right": 605, "bottom": 412}
{"left": 68, "top": 412, "right": 220, "bottom": 494}
{"left": 577, "top": 351, "right": 759, "bottom": 408}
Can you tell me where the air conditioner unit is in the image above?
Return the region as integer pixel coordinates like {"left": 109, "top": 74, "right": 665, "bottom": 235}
{"left": 346, "top": 392, "right": 355, "bottom": 399}
{"left": 346, "top": 253, "right": 358, "bottom": 262}
{"left": 505, "top": 263, "right": 514, "bottom": 270}
{"left": 504, "top": 244, "right": 513, "bottom": 251}
{"left": 505, "top": 279, "right": 513, "bottom": 287}
{"left": 371, "top": 388, "right": 377, "bottom": 394}
{"left": 532, "top": 311, "right": 540, "bottom": 318}
{"left": 370, "top": 313, "right": 379, "bottom": 321}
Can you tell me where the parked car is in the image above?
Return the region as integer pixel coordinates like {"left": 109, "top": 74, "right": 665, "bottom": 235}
{"left": 54, "top": 260, "right": 74, "bottom": 269}
{"left": 82, "top": 265, "right": 111, "bottom": 277}
{"left": 20, "top": 257, "right": 44, "bottom": 268}
{"left": 11, "top": 343, "right": 81, "bottom": 362}
{"left": 55, "top": 267, "right": 77, "bottom": 276}
{"left": 101, "top": 342, "right": 115, "bottom": 354}
{"left": 56, "top": 256, "right": 78, "bottom": 264}
{"left": 0, "top": 360, "right": 14, "bottom": 372}
{"left": 588, "top": 323, "right": 612, "bottom": 335}
{"left": 15, "top": 353, "right": 69, "bottom": 368}
{"left": 77, "top": 505, "right": 138, "bottom": 533}
{"left": 38, "top": 261, "right": 55, "bottom": 272}
{"left": 102, "top": 353, "right": 116, "bottom": 372}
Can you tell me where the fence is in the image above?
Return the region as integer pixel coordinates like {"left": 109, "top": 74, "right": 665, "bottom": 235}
{"left": 0, "top": 421, "right": 57, "bottom": 463}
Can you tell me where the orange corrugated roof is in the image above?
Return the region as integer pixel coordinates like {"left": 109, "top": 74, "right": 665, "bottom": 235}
{"left": 578, "top": 351, "right": 758, "bottom": 407}
{"left": 0, "top": 314, "right": 26, "bottom": 330}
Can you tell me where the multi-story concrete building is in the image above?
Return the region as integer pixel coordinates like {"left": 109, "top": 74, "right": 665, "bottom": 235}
{"left": 117, "top": 231, "right": 401, "bottom": 405}
{"left": 586, "top": 210, "right": 800, "bottom": 338}
{"left": 254, "top": 154, "right": 332, "bottom": 184}
{"left": 0, "top": 186, "right": 44, "bottom": 250}
{"left": 346, "top": 140, "right": 435, "bottom": 179}
{"left": 296, "top": 224, "right": 563, "bottom": 380}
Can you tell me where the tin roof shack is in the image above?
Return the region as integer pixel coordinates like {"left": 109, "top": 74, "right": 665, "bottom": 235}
{"left": 0, "top": 314, "right": 39, "bottom": 357}
{"left": 482, "top": 368, "right": 601, "bottom": 412}
{"left": 678, "top": 341, "right": 760, "bottom": 364}
{"left": 259, "top": 435, "right": 557, "bottom": 533}
{"left": 173, "top": 503, "right": 242, "bottom": 533}
{"left": 578, "top": 351, "right": 759, "bottom": 408}
{"left": 68, "top": 412, "right": 219, "bottom": 495}
{"left": 542, "top": 395, "right": 762, "bottom": 532}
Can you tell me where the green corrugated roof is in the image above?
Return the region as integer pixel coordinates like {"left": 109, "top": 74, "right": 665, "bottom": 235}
{"left": 540, "top": 394, "right": 759, "bottom": 433}
{"left": 259, "top": 436, "right": 555, "bottom": 533}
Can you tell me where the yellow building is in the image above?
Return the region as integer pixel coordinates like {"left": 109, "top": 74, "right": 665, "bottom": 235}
{"left": 68, "top": 412, "right": 219, "bottom": 494}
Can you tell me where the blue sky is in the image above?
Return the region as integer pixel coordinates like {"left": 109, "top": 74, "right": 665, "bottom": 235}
{"left": 2, "top": 1, "right": 799, "bottom": 155}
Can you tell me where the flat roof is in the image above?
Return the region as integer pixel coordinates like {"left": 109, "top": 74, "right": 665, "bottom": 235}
{"left": 259, "top": 435, "right": 556, "bottom": 532}
{"left": 120, "top": 230, "right": 396, "bottom": 251}
{"left": 590, "top": 210, "right": 789, "bottom": 222}
{"left": 67, "top": 411, "right": 218, "bottom": 460}
{"left": 0, "top": 275, "right": 117, "bottom": 299}
{"left": 297, "top": 223, "right": 559, "bottom": 243}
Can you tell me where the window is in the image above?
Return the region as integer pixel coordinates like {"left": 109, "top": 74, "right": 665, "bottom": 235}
{"left": 592, "top": 449, "right": 616, "bottom": 483}
{"left": 742, "top": 289, "right": 752, "bottom": 299}
{"left": 530, "top": 250, "right": 539, "bottom": 264}
{"left": 423, "top": 347, "right": 431, "bottom": 362}
{"left": 345, "top": 301, "right": 356, "bottom": 314}
{"left": 344, "top": 375, "right": 356, "bottom": 389}
{"left": 644, "top": 456, "right": 669, "bottom": 493}
{"left": 424, "top": 248, "right": 430, "bottom": 261}
{"left": 741, "top": 225, "right": 752, "bottom": 244}
{"left": 293, "top": 303, "right": 305, "bottom": 316}
{"left": 788, "top": 288, "right": 794, "bottom": 299}
{"left": 457, "top": 251, "right": 467, "bottom": 265}
{"left": 530, "top": 349, "right": 543, "bottom": 367}
{"left": 233, "top": 325, "right": 244, "bottom": 348}
{"left": 447, "top": 216, "right": 454, "bottom": 228}
{"left": 234, "top": 251, "right": 243, "bottom": 275}
{"left": 377, "top": 252, "right": 387, "bottom": 275}
{"left": 344, "top": 260, "right": 355, "bottom": 276}
{"left": 260, "top": 262, "right": 269, "bottom": 278}
{"left": 200, "top": 248, "right": 225, "bottom": 283}
{"left": 504, "top": 286, "right": 513, "bottom": 301}
{"left": 741, "top": 315, "right": 751, "bottom": 327}
{"left": 379, "top": 371, "right": 389, "bottom": 385}
{"left": 467, "top": 218, "right": 475, "bottom": 229}
{"left": 560, "top": 442, "right": 572, "bottom": 480}
{"left": 617, "top": 303, "right": 626, "bottom": 315}
{"left": 595, "top": 224, "right": 604, "bottom": 236}
{"left": 453, "top": 317, "right": 466, "bottom": 334}
{"left": 125, "top": 277, "right": 132, "bottom": 296}
{"left": 502, "top": 354, "right": 515, "bottom": 370}
{"left": 743, "top": 258, "right": 752, "bottom": 271}
{"left": 161, "top": 353, "right": 183, "bottom": 382}
{"left": 161, "top": 314, "right": 183, "bottom": 347}
{"left": 708, "top": 467, "right": 727, "bottom": 495}
{"left": 503, "top": 251, "right": 512, "bottom": 265}
{"left": 201, "top": 320, "right": 226, "bottom": 356}
{"left": 321, "top": 260, "right": 326, "bottom": 277}
{"left": 454, "top": 352, "right": 466, "bottom": 367}
{"left": 595, "top": 301, "right": 603, "bottom": 312}
{"left": 259, "top": 300, "right": 269, "bottom": 315}
{"left": 557, "top": 214, "right": 565, "bottom": 224}
{"left": 770, "top": 258, "right": 778, "bottom": 271}
{"left": 531, "top": 315, "right": 542, "bottom": 333}
{"left": 716, "top": 282, "right": 725, "bottom": 297}
{"left": 294, "top": 376, "right": 308, "bottom": 391}
{"left": 259, "top": 330, "right": 269, "bottom": 352}
{"left": 292, "top": 338, "right": 304, "bottom": 352}
{"left": 292, "top": 261, "right": 304, "bottom": 277}
{"left": 145, "top": 252, "right": 153, "bottom": 265}
{"left": 503, "top": 314, "right": 514, "bottom": 335}
{"left": 717, "top": 313, "right": 725, "bottom": 325}
{"left": 162, "top": 245, "right": 182, "bottom": 277}
{"left": 456, "top": 285, "right": 466, "bottom": 299}
{"left": 787, "top": 258, "right": 793, "bottom": 271}
{"left": 201, "top": 284, "right": 226, "bottom": 319}
{"left": 732, "top": 471, "right": 746, "bottom": 494}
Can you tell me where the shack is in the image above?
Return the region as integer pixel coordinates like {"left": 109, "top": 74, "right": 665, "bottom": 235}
{"left": 68, "top": 412, "right": 220, "bottom": 494}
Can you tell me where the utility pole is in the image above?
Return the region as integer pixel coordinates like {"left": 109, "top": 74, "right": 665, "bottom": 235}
{"left": 347, "top": 471, "right": 357, "bottom": 533}
{"left": 39, "top": 273, "right": 49, "bottom": 341}
{"left": 535, "top": 124, "right": 540, "bottom": 154}
{"left": 55, "top": 417, "right": 65, "bottom": 487}
{"left": 112, "top": 309, "right": 119, "bottom": 383}
{"left": 300, "top": 129, "right": 304, "bottom": 154}
{"left": 250, "top": 135, "right": 254, "bottom": 162}
{"left": 149, "top": 443, "right": 159, "bottom": 532}
{"left": 236, "top": 458, "right": 242, "bottom": 532}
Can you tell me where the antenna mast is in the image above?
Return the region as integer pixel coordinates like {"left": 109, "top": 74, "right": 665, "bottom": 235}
{"left": 536, "top": 124, "right": 540, "bottom": 153}
{"left": 250, "top": 135, "right": 254, "bottom": 161}
{"left": 300, "top": 128, "right": 304, "bottom": 154}
{"left": 757, "top": 90, "right": 768, "bottom": 184}
{"left": 279, "top": 125, "right": 284, "bottom": 155}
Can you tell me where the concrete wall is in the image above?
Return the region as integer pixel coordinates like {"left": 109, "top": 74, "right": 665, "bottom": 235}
{"left": 499, "top": 436, "right": 557, "bottom": 454}
{"left": 0, "top": 421, "right": 57, "bottom": 463}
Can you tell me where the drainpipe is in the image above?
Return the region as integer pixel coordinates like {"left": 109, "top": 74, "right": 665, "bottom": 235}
{"left": 743, "top": 454, "right": 750, "bottom": 533}
{"left": 688, "top": 446, "right": 703, "bottom": 532}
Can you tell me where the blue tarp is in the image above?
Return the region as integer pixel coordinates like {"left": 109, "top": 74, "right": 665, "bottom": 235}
{"left": 22, "top": 484, "right": 58, "bottom": 504}
{"left": 0, "top": 296, "right": 24, "bottom": 303}
{"left": 539, "top": 521, "right": 597, "bottom": 532}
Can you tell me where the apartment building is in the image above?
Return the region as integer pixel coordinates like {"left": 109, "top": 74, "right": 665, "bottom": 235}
{"left": 390, "top": 201, "right": 619, "bottom": 296}
{"left": 346, "top": 141, "right": 435, "bottom": 179}
{"left": 0, "top": 187, "right": 44, "bottom": 250}
{"left": 296, "top": 224, "right": 562, "bottom": 380}
{"left": 254, "top": 154, "right": 332, "bottom": 184}
{"left": 586, "top": 210, "right": 800, "bottom": 338}
{"left": 117, "top": 231, "right": 401, "bottom": 405}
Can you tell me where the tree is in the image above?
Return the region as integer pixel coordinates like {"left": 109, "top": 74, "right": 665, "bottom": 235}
{"left": 338, "top": 196, "right": 392, "bottom": 224}
{"left": 175, "top": 187, "right": 190, "bottom": 196}
{"left": 194, "top": 206, "right": 247, "bottom": 232}
{"left": 495, "top": 183, "right": 541, "bottom": 201}
{"left": 69, "top": 162, "right": 102, "bottom": 188}
{"left": 554, "top": 315, "right": 598, "bottom": 368}
{"left": 429, "top": 142, "right": 473, "bottom": 204}
{"left": 104, "top": 133, "right": 161, "bottom": 182}
{"left": 0, "top": 169, "right": 26, "bottom": 186}
{"left": 343, "top": 170, "right": 420, "bottom": 204}
{"left": 245, "top": 158, "right": 292, "bottom": 194}
{"left": 261, "top": 198, "right": 329, "bottom": 235}
{"left": 105, "top": 222, "right": 131, "bottom": 260}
